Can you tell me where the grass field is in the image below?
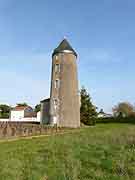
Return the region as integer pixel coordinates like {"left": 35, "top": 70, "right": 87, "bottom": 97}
{"left": 0, "top": 124, "right": 135, "bottom": 180}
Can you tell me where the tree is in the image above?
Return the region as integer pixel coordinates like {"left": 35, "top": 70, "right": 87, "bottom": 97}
{"left": 0, "top": 104, "right": 11, "bottom": 118}
{"left": 80, "top": 86, "right": 97, "bottom": 125}
{"left": 34, "top": 104, "right": 41, "bottom": 112}
{"left": 112, "top": 102, "right": 134, "bottom": 117}
{"left": 16, "top": 103, "right": 28, "bottom": 107}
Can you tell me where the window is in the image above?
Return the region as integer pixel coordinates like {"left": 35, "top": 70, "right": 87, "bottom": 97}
{"left": 53, "top": 116, "right": 57, "bottom": 124}
{"left": 54, "top": 99, "right": 58, "bottom": 110}
{"left": 54, "top": 99, "right": 58, "bottom": 106}
{"left": 55, "top": 55, "right": 58, "bottom": 60}
{"left": 55, "top": 79, "right": 60, "bottom": 89}
{"left": 55, "top": 64, "right": 60, "bottom": 73}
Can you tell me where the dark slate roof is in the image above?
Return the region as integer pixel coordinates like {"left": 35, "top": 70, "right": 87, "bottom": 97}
{"left": 40, "top": 98, "right": 50, "bottom": 103}
{"left": 52, "top": 39, "right": 77, "bottom": 57}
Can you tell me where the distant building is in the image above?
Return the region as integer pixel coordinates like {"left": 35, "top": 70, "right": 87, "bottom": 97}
{"left": 10, "top": 105, "right": 36, "bottom": 122}
{"left": 97, "top": 112, "right": 113, "bottom": 118}
{"left": 40, "top": 99, "right": 50, "bottom": 124}
{"left": 37, "top": 111, "right": 41, "bottom": 122}
{"left": 40, "top": 39, "right": 80, "bottom": 128}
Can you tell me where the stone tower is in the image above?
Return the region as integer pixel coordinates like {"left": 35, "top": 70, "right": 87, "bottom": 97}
{"left": 49, "top": 39, "right": 80, "bottom": 128}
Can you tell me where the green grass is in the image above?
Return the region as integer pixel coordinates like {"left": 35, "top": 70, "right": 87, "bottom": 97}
{"left": 0, "top": 124, "right": 135, "bottom": 180}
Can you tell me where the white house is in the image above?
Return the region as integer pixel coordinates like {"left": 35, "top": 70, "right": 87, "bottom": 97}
{"left": 97, "top": 112, "right": 113, "bottom": 118}
{"left": 10, "top": 105, "right": 36, "bottom": 122}
{"left": 37, "top": 111, "right": 41, "bottom": 122}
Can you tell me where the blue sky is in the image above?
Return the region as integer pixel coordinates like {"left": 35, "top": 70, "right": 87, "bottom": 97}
{"left": 0, "top": 0, "right": 135, "bottom": 112}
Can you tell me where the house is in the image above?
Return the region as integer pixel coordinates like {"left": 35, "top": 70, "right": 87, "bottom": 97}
{"left": 37, "top": 111, "right": 41, "bottom": 122}
{"left": 97, "top": 112, "right": 113, "bottom": 118}
{"left": 10, "top": 105, "right": 36, "bottom": 122}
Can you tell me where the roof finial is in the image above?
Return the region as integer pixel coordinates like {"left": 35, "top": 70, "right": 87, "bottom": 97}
{"left": 63, "top": 35, "right": 67, "bottom": 40}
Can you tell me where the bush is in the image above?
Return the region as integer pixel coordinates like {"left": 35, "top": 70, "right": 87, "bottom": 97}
{"left": 96, "top": 117, "right": 135, "bottom": 124}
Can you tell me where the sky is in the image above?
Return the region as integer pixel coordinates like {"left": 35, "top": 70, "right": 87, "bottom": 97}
{"left": 0, "top": 0, "right": 135, "bottom": 112}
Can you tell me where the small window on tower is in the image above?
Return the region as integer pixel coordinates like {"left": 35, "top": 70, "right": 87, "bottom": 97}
{"left": 55, "top": 64, "right": 60, "bottom": 73}
{"left": 55, "top": 55, "right": 58, "bottom": 60}
{"left": 54, "top": 99, "right": 58, "bottom": 106}
{"left": 55, "top": 79, "right": 60, "bottom": 89}
{"left": 54, "top": 99, "right": 58, "bottom": 109}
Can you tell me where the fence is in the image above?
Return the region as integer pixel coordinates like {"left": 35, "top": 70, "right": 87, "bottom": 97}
{"left": 0, "top": 122, "right": 66, "bottom": 139}
{"left": 0, "top": 117, "right": 40, "bottom": 122}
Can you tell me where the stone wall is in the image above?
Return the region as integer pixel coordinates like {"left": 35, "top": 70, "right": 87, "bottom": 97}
{"left": 0, "top": 122, "right": 66, "bottom": 139}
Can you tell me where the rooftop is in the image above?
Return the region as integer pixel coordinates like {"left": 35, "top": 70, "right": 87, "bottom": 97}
{"left": 52, "top": 39, "right": 77, "bottom": 57}
{"left": 12, "top": 105, "right": 32, "bottom": 111}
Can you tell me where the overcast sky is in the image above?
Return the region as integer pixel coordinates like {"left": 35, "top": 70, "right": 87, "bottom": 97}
{"left": 0, "top": 0, "right": 135, "bottom": 112}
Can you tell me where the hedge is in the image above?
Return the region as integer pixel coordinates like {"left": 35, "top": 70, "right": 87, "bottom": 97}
{"left": 95, "top": 117, "right": 135, "bottom": 124}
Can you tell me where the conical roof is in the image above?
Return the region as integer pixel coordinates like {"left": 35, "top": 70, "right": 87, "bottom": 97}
{"left": 52, "top": 39, "right": 77, "bottom": 57}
